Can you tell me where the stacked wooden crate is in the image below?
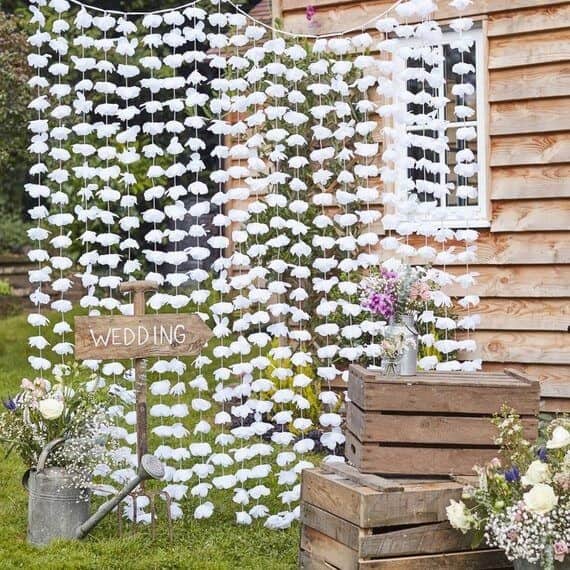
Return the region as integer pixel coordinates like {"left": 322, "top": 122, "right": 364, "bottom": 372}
{"left": 345, "top": 365, "right": 540, "bottom": 476}
{"left": 299, "top": 463, "right": 511, "bottom": 569}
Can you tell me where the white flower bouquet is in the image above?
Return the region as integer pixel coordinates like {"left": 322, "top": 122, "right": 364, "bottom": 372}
{"left": 447, "top": 407, "right": 570, "bottom": 569}
{"left": 0, "top": 364, "right": 114, "bottom": 488}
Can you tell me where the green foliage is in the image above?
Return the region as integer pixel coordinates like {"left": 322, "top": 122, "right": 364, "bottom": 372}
{"left": 0, "top": 11, "right": 32, "bottom": 214}
{"left": 0, "top": 279, "right": 12, "bottom": 296}
{"left": 0, "top": 211, "right": 30, "bottom": 254}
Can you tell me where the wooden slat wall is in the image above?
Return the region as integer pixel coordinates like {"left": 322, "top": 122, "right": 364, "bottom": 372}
{"left": 280, "top": 0, "right": 570, "bottom": 383}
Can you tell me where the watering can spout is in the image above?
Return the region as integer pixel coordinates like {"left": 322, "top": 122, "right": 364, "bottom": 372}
{"left": 75, "top": 454, "right": 164, "bottom": 539}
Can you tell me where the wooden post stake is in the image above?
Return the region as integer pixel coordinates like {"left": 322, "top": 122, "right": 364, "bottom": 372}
{"left": 118, "top": 280, "right": 159, "bottom": 465}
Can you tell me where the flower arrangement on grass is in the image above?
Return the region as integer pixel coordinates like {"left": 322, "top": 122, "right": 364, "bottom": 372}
{"left": 447, "top": 407, "right": 570, "bottom": 569}
{"left": 0, "top": 364, "right": 114, "bottom": 491}
{"left": 359, "top": 264, "right": 435, "bottom": 323}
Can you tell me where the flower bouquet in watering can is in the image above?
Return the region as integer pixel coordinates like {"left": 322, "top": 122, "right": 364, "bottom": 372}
{"left": 0, "top": 365, "right": 120, "bottom": 545}
{"left": 447, "top": 407, "right": 570, "bottom": 569}
{"left": 360, "top": 264, "right": 436, "bottom": 376}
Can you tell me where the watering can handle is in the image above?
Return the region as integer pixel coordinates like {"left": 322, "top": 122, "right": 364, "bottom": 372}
{"left": 37, "top": 437, "right": 67, "bottom": 472}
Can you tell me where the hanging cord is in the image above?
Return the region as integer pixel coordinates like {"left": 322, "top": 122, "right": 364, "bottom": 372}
{"left": 65, "top": 0, "right": 406, "bottom": 39}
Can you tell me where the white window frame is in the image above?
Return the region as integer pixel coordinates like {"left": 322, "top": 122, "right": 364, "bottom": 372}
{"left": 394, "top": 26, "right": 489, "bottom": 228}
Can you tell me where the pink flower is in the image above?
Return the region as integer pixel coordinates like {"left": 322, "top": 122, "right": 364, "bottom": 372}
{"left": 21, "top": 378, "right": 34, "bottom": 391}
{"left": 554, "top": 541, "right": 568, "bottom": 562}
{"left": 306, "top": 5, "right": 316, "bottom": 21}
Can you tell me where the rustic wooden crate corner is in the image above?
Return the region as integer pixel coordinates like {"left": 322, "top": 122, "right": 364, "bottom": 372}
{"left": 345, "top": 365, "right": 540, "bottom": 477}
{"left": 299, "top": 463, "right": 512, "bottom": 569}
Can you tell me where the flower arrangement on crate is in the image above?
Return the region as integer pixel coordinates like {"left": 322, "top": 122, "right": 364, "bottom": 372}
{"left": 359, "top": 264, "right": 440, "bottom": 375}
{"left": 359, "top": 265, "right": 434, "bottom": 323}
{"left": 376, "top": 333, "right": 416, "bottom": 376}
{"left": 447, "top": 408, "right": 570, "bottom": 569}
{"left": 0, "top": 364, "right": 114, "bottom": 491}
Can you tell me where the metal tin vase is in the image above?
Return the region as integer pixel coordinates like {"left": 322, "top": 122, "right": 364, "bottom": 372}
{"left": 23, "top": 438, "right": 90, "bottom": 547}
{"left": 384, "top": 314, "right": 418, "bottom": 376}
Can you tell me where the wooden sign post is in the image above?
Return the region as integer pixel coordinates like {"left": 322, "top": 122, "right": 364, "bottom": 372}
{"left": 75, "top": 280, "right": 213, "bottom": 465}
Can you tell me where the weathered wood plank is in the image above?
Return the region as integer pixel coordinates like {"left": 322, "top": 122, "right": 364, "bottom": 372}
{"left": 462, "top": 297, "right": 570, "bottom": 331}
{"left": 282, "top": 0, "right": 570, "bottom": 34}
{"left": 462, "top": 331, "right": 570, "bottom": 364}
{"left": 540, "top": 381, "right": 570, "bottom": 413}
{"left": 300, "top": 525, "right": 359, "bottom": 570}
{"left": 489, "top": 29, "right": 570, "bottom": 69}
{"left": 348, "top": 371, "right": 539, "bottom": 414}
{"left": 301, "top": 468, "right": 464, "bottom": 528}
{"left": 283, "top": 0, "right": 569, "bottom": 12}
{"left": 483, "top": 363, "right": 570, "bottom": 383}
{"left": 360, "top": 521, "right": 473, "bottom": 560}
{"left": 491, "top": 199, "right": 570, "bottom": 231}
{"left": 445, "top": 265, "right": 570, "bottom": 298}
{"left": 298, "top": 550, "right": 333, "bottom": 570}
{"left": 345, "top": 433, "right": 500, "bottom": 477}
{"left": 490, "top": 98, "right": 570, "bottom": 135}
{"left": 347, "top": 403, "right": 538, "bottom": 445}
{"left": 492, "top": 164, "right": 570, "bottom": 199}
{"left": 407, "top": 232, "right": 570, "bottom": 265}
{"left": 359, "top": 549, "right": 511, "bottom": 569}
{"left": 74, "top": 314, "right": 212, "bottom": 360}
{"left": 301, "top": 504, "right": 362, "bottom": 552}
{"left": 490, "top": 63, "right": 570, "bottom": 102}
{"left": 488, "top": 3, "right": 570, "bottom": 36}
{"left": 491, "top": 133, "right": 570, "bottom": 166}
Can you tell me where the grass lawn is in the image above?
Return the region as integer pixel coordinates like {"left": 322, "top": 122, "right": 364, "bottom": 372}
{"left": 0, "top": 312, "right": 303, "bottom": 570}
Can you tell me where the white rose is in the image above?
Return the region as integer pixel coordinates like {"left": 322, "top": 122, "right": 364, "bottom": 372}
{"left": 446, "top": 500, "right": 472, "bottom": 533}
{"left": 38, "top": 398, "right": 64, "bottom": 420}
{"left": 523, "top": 484, "right": 558, "bottom": 515}
{"left": 547, "top": 426, "right": 570, "bottom": 449}
{"left": 521, "top": 460, "right": 551, "bottom": 486}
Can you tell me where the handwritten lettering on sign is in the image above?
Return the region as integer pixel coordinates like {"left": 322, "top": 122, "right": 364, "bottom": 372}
{"left": 74, "top": 314, "right": 213, "bottom": 360}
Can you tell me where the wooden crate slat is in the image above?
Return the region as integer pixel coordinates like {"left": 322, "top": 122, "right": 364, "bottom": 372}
{"left": 347, "top": 403, "right": 538, "bottom": 445}
{"left": 348, "top": 378, "right": 539, "bottom": 416}
{"left": 298, "top": 550, "right": 335, "bottom": 570}
{"left": 360, "top": 521, "right": 473, "bottom": 560}
{"left": 358, "top": 549, "right": 511, "bottom": 569}
{"left": 321, "top": 461, "right": 405, "bottom": 491}
{"left": 301, "top": 503, "right": 363, "bottom": 552}
{"left": 345, "top": 433, "right": 501, "bottom": 477}
{"left": 302, "top": 468, "right": 463, "bottom": 528}
{"left": 300, "top": 525, "right": 359, "bottom": 569}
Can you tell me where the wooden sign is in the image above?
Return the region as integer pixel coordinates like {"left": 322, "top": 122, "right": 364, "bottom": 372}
{"left": 74, "top": 314, "right": 213, "bottom": 360}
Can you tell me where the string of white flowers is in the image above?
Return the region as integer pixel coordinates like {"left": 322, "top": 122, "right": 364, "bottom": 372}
{"left": 27, "top": 0, "right": 52, "bottom": 376}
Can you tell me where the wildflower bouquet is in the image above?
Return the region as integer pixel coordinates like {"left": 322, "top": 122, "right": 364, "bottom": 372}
{"left": 359, "top": 264, "right": 435, "bottom": 323}
{"left": 447, "top": 408, "right": 570, "bottom": 569}
{"left": 0, "top": 364, "right": 113, "bottom": 488}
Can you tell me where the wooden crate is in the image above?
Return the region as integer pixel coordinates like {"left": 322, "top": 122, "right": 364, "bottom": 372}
{"left": 346, "top": 365, "right": 540, "bottom": 476}
{"left": 299, "top": 463, "right": 512, "bottom": 569}
{"left": 541, "top": 381, "right": 570, "bottom": 414}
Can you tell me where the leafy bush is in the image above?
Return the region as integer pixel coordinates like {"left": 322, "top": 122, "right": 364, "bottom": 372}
{"left": 0, "top": 212, "right": 30, "bottom": 254}
{"left": 0, "top": 280, "right": 13, "bottom": 296}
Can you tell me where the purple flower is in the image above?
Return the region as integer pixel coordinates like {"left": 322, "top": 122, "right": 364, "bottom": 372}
{"left": 381, "top": 268, "right": 398, "bottom": 280}
{"left": 537, "top": 446, "right": 548, "bottom": 462}
{"left": 366, "top": 292, "right": 395, "bottom": 320}
{"left": 2, "top": 397, "right": 17, "bottom": 411}
{"left": 306, "top": 5, "right": 316, "bottom": 21}
{"left": 504, "top": 466, "right": 520, "bottom": 483}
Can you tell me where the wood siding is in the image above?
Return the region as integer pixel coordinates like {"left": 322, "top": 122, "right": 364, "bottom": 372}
{"left": 280, "top": 0, "right": 570, "bottom": 383}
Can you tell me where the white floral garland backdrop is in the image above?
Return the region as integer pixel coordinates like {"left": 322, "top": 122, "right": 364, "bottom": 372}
{"left": 25, "top": 0, "right": 480, "bottom": 527}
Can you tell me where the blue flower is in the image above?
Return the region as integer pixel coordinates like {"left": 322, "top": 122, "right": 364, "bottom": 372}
{"left": 537, "top": 446, "right": 548, "bottom": 462}
{"left": 504, "top": 466, "right": 520, "bottom": 483}
{"left": 2, "top": 397, "right": 16, "bottom": 411}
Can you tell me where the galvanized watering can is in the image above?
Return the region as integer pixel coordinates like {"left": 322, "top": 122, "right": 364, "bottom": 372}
{"left": 23, "top": 438, "right": 164, "bottom": 547}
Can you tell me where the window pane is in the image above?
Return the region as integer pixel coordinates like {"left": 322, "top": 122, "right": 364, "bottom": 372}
{"left": 406, "top": 56, "right": 438, "bottom": 119}
{"left": 446, "top": 127, "right": 478, "bottom": 207}
{"left": 443, "top": 41, "right": 477, "bottom": 122}
{"left": 407, "top": 129, "right": 442, "bottom": 205}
